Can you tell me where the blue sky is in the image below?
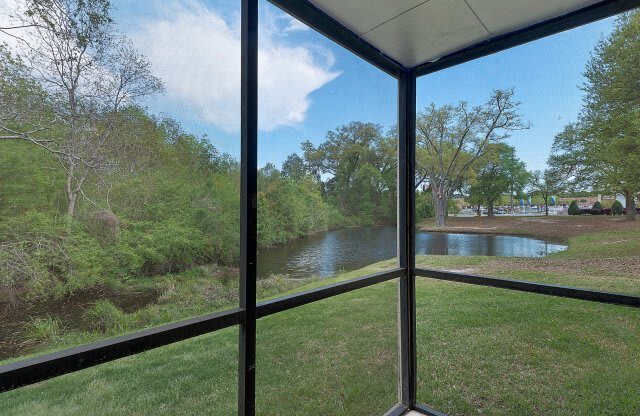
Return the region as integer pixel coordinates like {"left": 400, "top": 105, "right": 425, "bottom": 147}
{"left": 111, "top": 0, "right": 615, "bottom": 172}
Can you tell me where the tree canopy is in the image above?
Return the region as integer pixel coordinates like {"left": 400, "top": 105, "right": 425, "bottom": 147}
{"left": 416, "top": 88, "right": 528, "bottom": 226}
{"left": 550, "top": 12, "right": 640, "bottom": 220}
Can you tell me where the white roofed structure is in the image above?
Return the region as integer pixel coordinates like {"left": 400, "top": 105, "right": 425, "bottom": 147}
{"left": 271, "top": 0, "right": 638, "bottom": 76}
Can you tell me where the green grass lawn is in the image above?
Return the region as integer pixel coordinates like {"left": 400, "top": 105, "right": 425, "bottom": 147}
{"left": 0, "top": 277, "right": 399, "bottom": 416}
{"left": 2, "top": 227, "right": 639, "bottom": 415}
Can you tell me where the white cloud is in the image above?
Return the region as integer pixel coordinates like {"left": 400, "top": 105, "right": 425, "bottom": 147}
{"left": 283, "top": 16, "right": 310, "bottom": 33}
{"left": 132, "top": 1, "right": 339, "bottom": 133}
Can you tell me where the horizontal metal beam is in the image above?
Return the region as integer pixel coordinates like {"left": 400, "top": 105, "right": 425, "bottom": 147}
{"left": 257, "top": 268, "right": 405, "bottom": 318}
{"left": 0, "top": 307, "right": 245, "bottom": 392}
{"left": 414, "top": 403, "right": 449, "bottom": 416}
{"left": 267, "top": 0, "right": 406, "bottom": 77}
{"left": 416, "top": 268, "right": 640, "bottom": 308}
{"left": 414, "top": 0, "right": 640, "bottom": 76}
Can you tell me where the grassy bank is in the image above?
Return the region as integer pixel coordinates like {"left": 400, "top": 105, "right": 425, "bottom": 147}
{"left": 420, "top": 216, "right": 640, "bottom": 295}
{"left": 0, "top": 265, "right": 316, "bottom": 361}
{"left": 420, "top": 214, "right": 640, "bottom": 243}
{"left": 2, "top": 217, "right": 639, "bottom": 415}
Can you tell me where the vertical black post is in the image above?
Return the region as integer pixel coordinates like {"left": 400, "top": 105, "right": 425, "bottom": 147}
{"left": 397, "top": 69, "right": 417, "bottom": 407}
{"left": 239, "top": 0, "right": 258, "bottom": 415}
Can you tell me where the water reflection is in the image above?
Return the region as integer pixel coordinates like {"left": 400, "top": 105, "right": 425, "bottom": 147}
{"left": 415, "top": 232, "right": 565, "bottom": 257}
{"left": 257, "top": 226, "right": 566, "bottom": 279}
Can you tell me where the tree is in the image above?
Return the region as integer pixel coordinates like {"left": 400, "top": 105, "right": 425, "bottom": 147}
{"left": 416, "top": 89, "right": 528, "bottom": 227}
{"left": 500, "top": 145, "right": 530, "bottom": 211}
{"left": 302, "top": 122, "right": 396, "bottom": 222}
{"left": 530, "top": 169, "right": 564, "bottom": 216}
{"left": 550, "top": 12, "right": 640, "bottom": 221}
{"left": 466, "top": 144, "right": 511, "bottom": 216}
{"left": 281, "top": 153, "right": 307, "bottom": 180}
{"left": 0, "top": 0, "right": 163, "bottom": 217}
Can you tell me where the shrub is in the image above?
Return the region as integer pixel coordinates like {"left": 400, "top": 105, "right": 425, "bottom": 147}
{"left": 111, "top": 220, "right": 211, "bottom": 277}
{"left": 0, "top": 213, "right": 74, "bottom": 302}
{"left": 568, "top": 201, "right": 580, "bottom": 215}
{"left": 86, "top": 300, "right": 130, "bottom": 333}
{"left": 23, "top": 316, "right": 62, "bottom": 343}
{"left": 592, "top": 201, "right": 603, "bottom": 210}
{"left": 87, "top": 209, "right": 120, "bottom": 244}
{"left": 612, "top": 200, "right": 624, "bottom": 215}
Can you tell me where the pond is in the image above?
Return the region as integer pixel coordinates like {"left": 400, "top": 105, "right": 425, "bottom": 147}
{"left": 257, "top": 226, "right": 566, "bottom": 279}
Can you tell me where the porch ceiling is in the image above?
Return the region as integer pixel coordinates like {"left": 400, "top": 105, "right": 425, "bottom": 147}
{"left": 306, "top": 0, "right": 602, "bottom": 67}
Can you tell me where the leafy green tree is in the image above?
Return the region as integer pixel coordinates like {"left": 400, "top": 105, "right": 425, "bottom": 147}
{"left": 500, "top": 145, "right": 530, "bottom": 211}
{"left": 302, "top": 122, "right": 396, "bottom": 223}
{"left": 415, "top": 191, "right": 435, "bottom": 220}
{"left": 467, "top": 144, "right": 511, "bottom": 216}
{"left": 550, "top": 12, "right": 640, "bottom": 221}
{"left": 416, "top": 89, "right": 528, "bottom": 227}
{"left": 281, "top": 153, "right": 307, "bottom": 180}
{"left": 530, "top": 169, "right": 565, "bottom": 216}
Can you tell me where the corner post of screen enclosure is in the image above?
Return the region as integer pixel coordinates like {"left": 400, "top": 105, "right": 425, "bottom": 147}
{"left": 397, "top": 69, "right": 417, "bottom": 407}
{"left": 239, "top": 0, "right": 258, "bottom": 415}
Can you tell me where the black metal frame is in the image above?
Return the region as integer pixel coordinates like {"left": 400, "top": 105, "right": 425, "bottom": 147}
{"left": 2, "top": 1, "right": 640, "bottom": 415}
{"left": 0, "top": 307, "right": 244, "bottom": 391}
{"left": 265, "top": 0, "right": 405, "bottom": 77}
{"left": 397, "top": 69, "right": 417, "bottom": 408}
{"left": 416, "top": 268, "right": 640, "bottom": 308}
{"left": 238, "top": 0, "right": 258, "bottom": 413}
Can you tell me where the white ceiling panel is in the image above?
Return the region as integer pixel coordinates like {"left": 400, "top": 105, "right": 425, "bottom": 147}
{"left": 360, "top": 0, "right": 489, "bottom": 67}
{"left": 301, "top": 0, "right": 614, "bottom": 69}
{"left": 466, "top": 0, "right": 602, "bottom": 36}
{"left": 307, "top": 0, "right": 426, "bottom": 35}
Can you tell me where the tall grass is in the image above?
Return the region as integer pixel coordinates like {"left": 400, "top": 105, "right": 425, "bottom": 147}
{"left": 23, "top": 316, "right": 63, "bottom": 343}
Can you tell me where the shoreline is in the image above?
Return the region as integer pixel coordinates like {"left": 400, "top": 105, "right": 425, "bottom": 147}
{"left": 418, "top": 215, "right": 635, "bottom": 244}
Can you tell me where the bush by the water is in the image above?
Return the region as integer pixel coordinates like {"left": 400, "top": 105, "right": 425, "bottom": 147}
{"left": 568, "top": 201, "right": 580, "bottom": 215}
{"left": 592, "top": 201, "right": 603, "bottom": 210}
{"left": 85, "top": 300, "right": 130, "bottom": 333}
{"left": 23, "top": 316, "right": 63, "bottom": 343}
{"left": 612, "top": 200, "right": 624, "bottom": 215}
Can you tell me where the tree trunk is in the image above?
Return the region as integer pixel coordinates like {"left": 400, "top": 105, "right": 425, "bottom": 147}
{"left": 487, "top": 201, "right": 494, "bottom": 217}
{"left": 65, "top": 162, "right": 76, "bottom": 217}
{"left": 624, "top": 190, "right": 636, "bottom": 221}
{"left": 545, "top": 196, "right": 549, "bottom": 216}
{"left": 476, "top": 204, "right": 481, "bottom": 216}
{"left": 432, "top": 191, "right": 448, "bottom": 227}
{"left": 510, "top": 185, "right": 514, "bottom": 213}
